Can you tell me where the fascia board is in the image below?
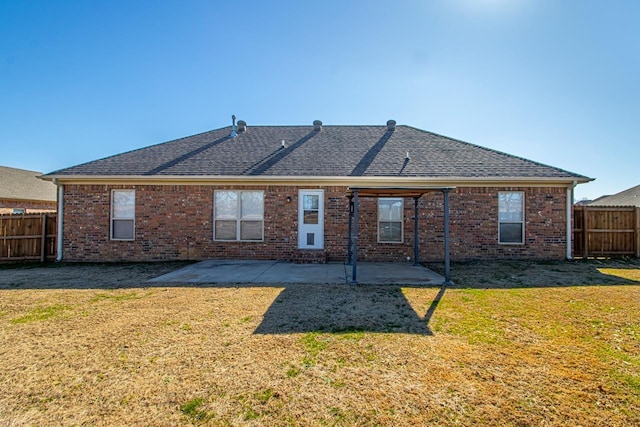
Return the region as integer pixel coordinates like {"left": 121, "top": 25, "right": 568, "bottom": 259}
{"left": 41, "top": 174, "right": 593, "bottom": 187}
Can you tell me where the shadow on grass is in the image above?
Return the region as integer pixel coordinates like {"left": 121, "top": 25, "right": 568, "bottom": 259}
{"left": 426, "top": 259, "right": 640, "bottom": 289}
{"left": 253, "top": 284, "right": 446, "bottom": 335}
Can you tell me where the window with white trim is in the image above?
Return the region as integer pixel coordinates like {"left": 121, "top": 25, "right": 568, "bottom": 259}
{"left": 498, "top": 192, "right": 524, "bottom": 244}
{"left": 378, "top": 198, "right": 403, "bottom": 243}
{"left": 214, "top": 190, "right": 264, "bottom": 241}
{"left": 111, "top": 190, "right": 135, "bottom": 240}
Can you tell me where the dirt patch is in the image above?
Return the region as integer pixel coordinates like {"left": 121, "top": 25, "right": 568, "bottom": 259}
{"left": 0, "top": 260, "right": 639, "bottom": 426}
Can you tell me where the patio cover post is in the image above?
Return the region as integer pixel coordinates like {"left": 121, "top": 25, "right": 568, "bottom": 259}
{"left": 346, "top": 186, "right": 455, "bottom": 284}
{"left": 347, "top": 196, "right": 353, "bottom": 265}
{"left": 351, "top": 190, "right": 359, "bottom": 283}
{"left": 442, "top": 189, "right": 452, "bottom": 284}
{"left": 413, "top": 196, "right": 420, "bottom": 266}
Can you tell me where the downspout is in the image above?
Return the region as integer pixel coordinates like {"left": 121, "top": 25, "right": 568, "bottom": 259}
{"left": 566, "top": 180, "right": 577, "bottom": 260}
{"left": 54, "top": 179, "right": 64, "bottom": 262}
{"left": 351, "top": 189, "right": 359, "bottom": 284}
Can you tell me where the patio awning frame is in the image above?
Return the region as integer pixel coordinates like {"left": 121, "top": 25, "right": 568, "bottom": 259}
{"left": 346, "top": 186, "right": 455, "bottom": 285}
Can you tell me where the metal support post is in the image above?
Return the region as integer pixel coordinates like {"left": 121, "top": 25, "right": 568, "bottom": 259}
{"left": 413, "top": 197, "right": 419, "bottom": 266}
{"left": 442, "top": 189, "right": 452, "bottom": 285}
{"left": 347, "top": 196, "right": 353, "bottom": 265}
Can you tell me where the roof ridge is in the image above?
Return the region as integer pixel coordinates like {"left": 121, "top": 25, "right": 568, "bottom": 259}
{"left": 202, "top": 124, "right": 389, "bottom": 128}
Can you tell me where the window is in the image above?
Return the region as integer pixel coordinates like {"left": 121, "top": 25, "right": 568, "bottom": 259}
{"left": 378, "top": 198, "right": 403, "bottom": 243}
{"left": 302, "top": 194, "right": 319, "bottom": 225}
{"left": 214, "top": 190, "right": 264, "bottom": 241}
{"left": 111, "top": 190, "right": 135, "bottom": 240}
{"left": 12, "top": 208, "right": 25, "bottom": 214}
{"left": 498, "top": 192, "right": 524, "bottom": 244}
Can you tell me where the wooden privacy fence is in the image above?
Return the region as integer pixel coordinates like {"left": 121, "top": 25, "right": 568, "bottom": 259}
{"left": 573, "top": 206, "right": 640, "bottom": 258}
{"left": 0, "top": 213, "right": 57, "bottom": 262}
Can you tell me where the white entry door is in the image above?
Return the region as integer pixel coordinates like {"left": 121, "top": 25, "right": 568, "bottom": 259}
{"left": 298, "top": 190, "right": 324, "bottom": 249}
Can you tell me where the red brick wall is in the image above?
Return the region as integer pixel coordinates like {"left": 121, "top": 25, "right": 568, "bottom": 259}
{"left": 61, "top": 184, "right": 568, "bottom": 262}
{"left": 0, "top": 199, "right": 56, "bottom": 214}
{"left": 418, "top": 187, "right": 568, "bottom": 261}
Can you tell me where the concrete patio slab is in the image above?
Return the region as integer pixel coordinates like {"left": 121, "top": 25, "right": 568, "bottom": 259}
{"left": 149, "top": 260, "right": 445, "bottom": 285}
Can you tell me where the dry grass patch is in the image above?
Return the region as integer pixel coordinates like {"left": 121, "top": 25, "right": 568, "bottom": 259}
{"left": 0, "top": 259, "right": 638, "bottom": 425}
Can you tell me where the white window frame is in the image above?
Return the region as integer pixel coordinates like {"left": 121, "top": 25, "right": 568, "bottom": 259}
{"left": 498, "top": 191, "right": 525, "bottom": 244}
{"left": 110, "top": 189, "right": 135, "bottom": 241}
{"left": 378, "top": 197, "right": 404, "bottom": 243}
{"left": 214, "top": 190, "right": 265, "bottom": 242}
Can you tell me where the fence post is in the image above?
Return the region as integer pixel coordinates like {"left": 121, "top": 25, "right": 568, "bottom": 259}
{"left": 636, "top": 207, "right": 640, "bottom": 259}
{"left": 40, "top": 213, "right": 47, "bottom": 262}
{"left": 582, "top": 206, "right": 589, "bottom": 259}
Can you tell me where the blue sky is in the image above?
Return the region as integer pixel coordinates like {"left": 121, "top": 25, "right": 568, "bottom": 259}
{"left": 1, "top": 0, "right": 638, "bottom": 201}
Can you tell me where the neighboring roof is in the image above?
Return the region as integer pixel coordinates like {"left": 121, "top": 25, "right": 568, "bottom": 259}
{"left": 0, "top": 166, "right": 57, "bottom": 202}
{"left": 588, "top": 184, "right": 640, "bottom": 207}
{"left": 43, "top": 122, "right": 591, "bottom": 183}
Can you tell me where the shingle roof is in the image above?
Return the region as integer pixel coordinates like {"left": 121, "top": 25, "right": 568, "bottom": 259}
{"left": 45, "top": 123, "right": 590, "bottom": 181}
{"left": 588, "top": 184, "right": 640, "bottom": 207}
{"left": 0, "top": 166, "right": 57, "bottom": 202}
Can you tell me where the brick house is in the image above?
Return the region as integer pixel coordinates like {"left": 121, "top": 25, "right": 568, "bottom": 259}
{"left": 42, "top": 119, "right": 591, "bottom": 265}
{"left": 587, "top": 184, "right": 640, "bottom": 207}
{"left": 0, "top": 166, "right": 57, "bottom": 214}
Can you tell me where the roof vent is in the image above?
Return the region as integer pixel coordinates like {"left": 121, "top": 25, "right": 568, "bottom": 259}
{"left": 313, "top": 120, "right": 323, "bottom": 131}
{"left": 230, "top": 115, "right": 237, "bottom": 138}
{"left": 237, "top": 120, "right": 247, "bottom": 133}
{"left": 386, "top": 120, "right": 396, "bottom": 131}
